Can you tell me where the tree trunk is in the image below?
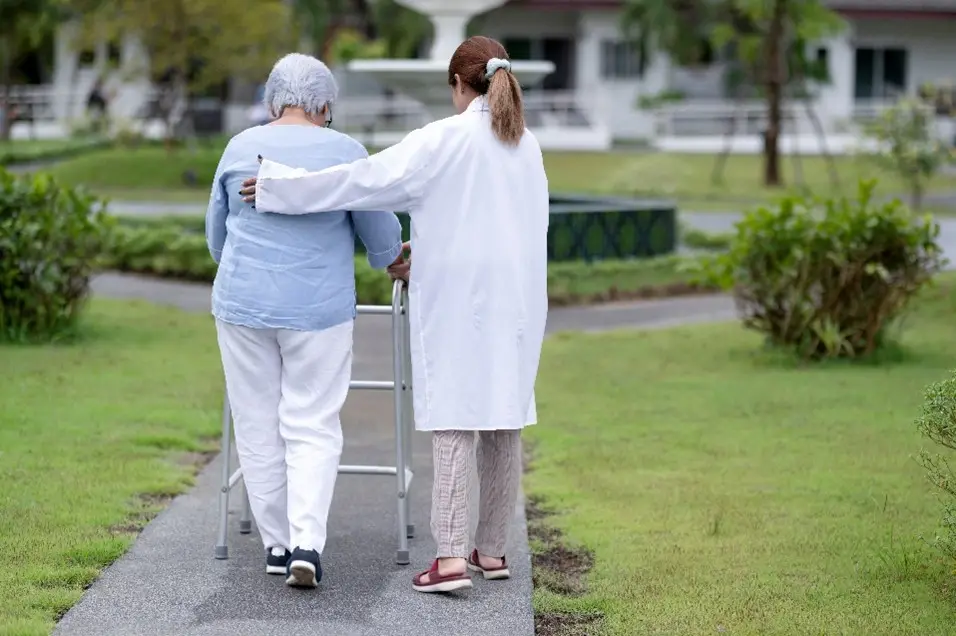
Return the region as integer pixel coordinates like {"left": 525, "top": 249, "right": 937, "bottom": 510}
{"left": 763, "top": 0, "right": 787, "bottom": 187}
{"left": 352, "top": 0, "right": 376, "bottom": 39}
{"left": 0, "top": 36, "right": 12, "bottom": 142}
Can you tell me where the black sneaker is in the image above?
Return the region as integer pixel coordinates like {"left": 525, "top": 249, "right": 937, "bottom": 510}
{"left": 286, "top": 547, "right": 321, "bottom": 588}
{"left": 266, "top": 547, "right": 291, "bottom": 575}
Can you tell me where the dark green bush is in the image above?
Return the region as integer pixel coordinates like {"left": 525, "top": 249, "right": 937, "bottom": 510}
{"left": 916, "top": 372, "right": 956, "bottom": 564}
{"left": 0, "top": 169, "right": 112, "bottom": 341}
{"left": 697, "top": 181, "right": 944, "bottom": 359}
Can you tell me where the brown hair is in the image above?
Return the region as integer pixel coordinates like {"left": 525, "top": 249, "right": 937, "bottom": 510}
{"left": 448, "top": 36, "right": 525, "bottom": 146}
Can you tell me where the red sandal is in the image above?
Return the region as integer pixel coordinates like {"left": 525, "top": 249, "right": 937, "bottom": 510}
{"left": 467, "top": 549, "right": 511, "bottom": 580}
{"left": 412, "top": 559, "right": 473, "bottom": 593}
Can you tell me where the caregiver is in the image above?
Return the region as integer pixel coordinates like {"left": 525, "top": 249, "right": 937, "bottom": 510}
{"left": 241, "top": 35, "right": 548, "bottom": 594}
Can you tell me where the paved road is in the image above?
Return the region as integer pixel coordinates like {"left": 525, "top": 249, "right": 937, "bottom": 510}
{"left": 55, "top": 273, "right": 735, "bottom": 636}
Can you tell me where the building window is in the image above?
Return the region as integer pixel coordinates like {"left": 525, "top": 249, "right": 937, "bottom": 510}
{"left": 601, "top": 40, "right": 642, "bottom": 79}
{"left": 854, "top": 47, "right": 907, "bottom": 99}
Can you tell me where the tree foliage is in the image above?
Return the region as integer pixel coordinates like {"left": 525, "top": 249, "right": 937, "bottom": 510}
{"left": 0, "top": 0, "right": 61, "bottom": 139}
{"left": 292, "top": 0, "right": 430, "bottom": 62}
{"left": 63, "top": 0, "right": 290, "bottom": 137}
{"left": 864, "top": 99, "right": 954, "bottom": 211}
{"left": 622, "top": 0, "right": 844, "bottom": 186}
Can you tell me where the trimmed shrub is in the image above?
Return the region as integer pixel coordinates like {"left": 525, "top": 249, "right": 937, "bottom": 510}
{"left": 916, "top": 371, "right": 956, "bottom": 564}
{"left": 0, "top": 169, "right": 112, "bottom": 341}
{"left": 697, "top": 181, "right": 944, "bottom": 359}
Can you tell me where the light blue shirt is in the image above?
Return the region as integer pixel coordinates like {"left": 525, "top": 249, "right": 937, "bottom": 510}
{"left": 206, "top": 125, "right": 403, "bottom": 331}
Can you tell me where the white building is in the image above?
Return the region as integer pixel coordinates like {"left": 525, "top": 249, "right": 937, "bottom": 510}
{"left": 470, "top": 0, "right": 956, "bottom": 151}
{"left": 11, "top": 0, "right": 956, "bottom": 151}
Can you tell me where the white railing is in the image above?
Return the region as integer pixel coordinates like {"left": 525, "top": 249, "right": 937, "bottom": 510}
{"left": 4, "top": 85, "right": 71, "bottom": 121}
{"left": 651, "top": 99, "right": 822, "bottom": 138}
{"left": 333, "top": 89, "right": 598, "bottom": 132}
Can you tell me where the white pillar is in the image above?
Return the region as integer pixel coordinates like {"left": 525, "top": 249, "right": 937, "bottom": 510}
{"left": 52, "top": 22, "right": 79, "bottom": 121}
{"left": 429, "top": 14, "right": 470, "bottom": 63}
{"left": 817, "top": 27, "right": 854, "bottom": 130}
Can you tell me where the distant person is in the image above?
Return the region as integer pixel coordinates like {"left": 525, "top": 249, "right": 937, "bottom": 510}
{"left": 205, "top": 53, "right": 404, "bottom": 589}
{"left": 240, "top": 36, "right": 549, "bottom": 594}
{"left": 86, "top": 79, "right": 108, "bottom": 133}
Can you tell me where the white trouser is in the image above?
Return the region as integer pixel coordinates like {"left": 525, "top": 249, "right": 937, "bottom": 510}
{"left": 216, "top": 319, "right": 354, "bottom": 554}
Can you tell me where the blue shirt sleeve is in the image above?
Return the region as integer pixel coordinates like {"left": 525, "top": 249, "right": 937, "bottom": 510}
{"left": 205, "top": 145, "right": 231, "bottom": 264}
{"left": 346, "top": 142, "right": 404, "bottom": 269}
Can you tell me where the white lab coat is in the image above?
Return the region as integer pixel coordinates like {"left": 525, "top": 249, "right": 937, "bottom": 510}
{"left": 255, "top": 97, "right": 548, "bottom": 432}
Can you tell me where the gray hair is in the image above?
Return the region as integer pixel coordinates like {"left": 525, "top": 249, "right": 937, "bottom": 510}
{"left": 263, "top": 53, "right": 338, "bottom": 118}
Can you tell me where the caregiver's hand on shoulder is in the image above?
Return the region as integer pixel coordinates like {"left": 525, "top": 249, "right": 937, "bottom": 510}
{"left": 240, "top": 177, "right": 257, "bottom": 203}
{"left": 239, "top": 154, "right": 263, "bottom": 203}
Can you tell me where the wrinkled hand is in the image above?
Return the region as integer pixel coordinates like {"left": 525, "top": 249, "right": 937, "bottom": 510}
{"left": 239, "top": 154, "right": 263, "bottom": 203}
{"left": 387, "top": 242, "right": 411, "bottom": 282}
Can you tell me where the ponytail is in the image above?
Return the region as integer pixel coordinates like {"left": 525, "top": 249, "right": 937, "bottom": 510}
{"left": 448, "top": 36, "right": 526, "bottom": 146}
{"left": 487, "top": 68, "right": 525, "bottom": 147}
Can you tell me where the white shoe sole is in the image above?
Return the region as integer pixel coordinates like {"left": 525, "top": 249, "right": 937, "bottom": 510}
{"left": 412, "top": 577, "right": 474, "bottom": 593}
{"left": 467, "top": 563, "right": 511, "bottom": 580}
{"left": 266, "top": 564, "right": 286, "bottom": 575}
{"left": 286, "top": 560, "right": 318, "bottom": 588}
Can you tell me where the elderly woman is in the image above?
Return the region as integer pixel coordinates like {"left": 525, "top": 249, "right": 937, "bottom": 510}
{"left": 205, "top": 53, "right": 404, "bottom": 589}
{"left": 241, "top": 36, "right": 548, "bottom": 594}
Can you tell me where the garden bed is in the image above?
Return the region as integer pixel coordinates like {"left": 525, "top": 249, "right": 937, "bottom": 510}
{"left": 105, "top": 215, "right": 717, "bottom": 305}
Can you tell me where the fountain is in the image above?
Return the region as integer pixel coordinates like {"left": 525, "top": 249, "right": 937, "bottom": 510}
{"left": 345, "top": 0, "right": 612, "bottom": 150}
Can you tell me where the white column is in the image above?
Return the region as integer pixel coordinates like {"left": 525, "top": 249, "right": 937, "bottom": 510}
{"left": 817, "top": 27, "right": 854, "bottom": 130}
{"left": 52, "top": 22, "right": 79, "bottom": 121}
{"left": 429, "top": 14, "right": 470, "bottom": 64}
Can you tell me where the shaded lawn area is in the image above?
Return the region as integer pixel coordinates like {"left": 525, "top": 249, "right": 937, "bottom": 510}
{"left": 46, "top": 144, "right": 956, "bottom": 210}
{"left": 529, "top": 278, "right": 956, "bottom": 635}
{"left": 0, "top": 301, "right": 222, "bottom": 636}
{"left": 544, "top": 151, "right": 956, "bottom": 211}
{"left": 0, "top": 138, "right": 108, "bottom": 166}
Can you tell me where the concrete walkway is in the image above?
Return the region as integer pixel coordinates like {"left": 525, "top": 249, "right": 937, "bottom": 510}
{"left": 54, "top": 273, "right": 736, "bottom": 636}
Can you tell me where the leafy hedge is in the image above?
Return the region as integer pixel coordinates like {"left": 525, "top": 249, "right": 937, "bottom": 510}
{"left": 0, "top": 169, "right": 112, "bottom": 341}
{"left": 696, "top": 182, "right": 944, "bottom": 359}
{"left": 916, "top": 371, "right": 956, "bottom": 566}
{"left": 105, "top": 215, "right": 715, "bottom": 305}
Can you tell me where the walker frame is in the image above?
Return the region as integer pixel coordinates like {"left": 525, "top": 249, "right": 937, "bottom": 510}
{"left": 214, "top": 280, "right": 416, "bottom": 565}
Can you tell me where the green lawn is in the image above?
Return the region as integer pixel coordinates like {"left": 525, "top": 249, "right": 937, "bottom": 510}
{"left": 0, "top": 301, "right": 222, "bottom": 636}
{"left": 0, "top": 138, "right": 109, "bottom": 166}
{"left": 46, "top": 144, "right": 956, "bottom": 211}
{"left": 529, "top": 278, "right": 956, "bottom": 635}
{"left": 544, "top": 151, "right": 956, "bottom": 211}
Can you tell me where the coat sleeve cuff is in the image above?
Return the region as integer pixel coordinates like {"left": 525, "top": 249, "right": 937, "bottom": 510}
{"left": 366, "top": 240, "right": 403, "bottom": 269}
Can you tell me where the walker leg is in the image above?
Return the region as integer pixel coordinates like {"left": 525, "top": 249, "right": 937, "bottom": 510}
{"left": 239, "top": 482, "right": 253, "bottom": 534}
{"left": 392, "top": 281, "right": 411, "bottom": 565}
{"left": 402, "top": 296, "right": 415, "bottom": 541}
{"left": 215, "top": 390, "right": 232, "bottom": 560}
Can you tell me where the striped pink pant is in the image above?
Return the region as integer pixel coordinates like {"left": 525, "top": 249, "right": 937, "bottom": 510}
{"left": 430, "top": 430, "right": 522, "bottom": 559}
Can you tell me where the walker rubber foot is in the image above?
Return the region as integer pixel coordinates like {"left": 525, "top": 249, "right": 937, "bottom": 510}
{"left": 214, "top": 545, "right": 229, "bottom": 560}
{"left": 239, "top": 521, "right": 252, "bottom": 534}
{"left": 406, "top": 524, "right": 415, "bottom": 539}
{"left": 396, "top": 550, "right": 410, "bottom": 565}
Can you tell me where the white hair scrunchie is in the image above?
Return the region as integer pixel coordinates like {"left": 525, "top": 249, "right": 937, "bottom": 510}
{"left": 485, "top": 58, "right": 512, "bottom": 80}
